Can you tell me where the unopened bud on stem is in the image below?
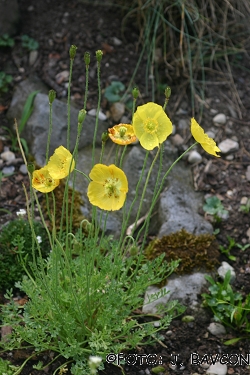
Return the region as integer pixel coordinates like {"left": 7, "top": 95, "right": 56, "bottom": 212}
{"left": 84, "top": 52, "right": 90, "bottom": 67}
{"left": 96, "top": 49, "right": 103, "bottom": 63}
{"left": 49, "top": 90, "right": 56, "bottom": 104}
{"left": 69, "top": 45, "right": 77, "bottom": 59}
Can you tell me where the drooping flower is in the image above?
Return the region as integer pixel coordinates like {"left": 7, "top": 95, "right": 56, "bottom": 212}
{"left": 108, "top": 124, "right": 137, "bottom": 145}
{"left": 87, "top": 164, "right": 128, "bottom": 211}
{"left": 47, "top": 146, "right": 75, "bottom": 179}
{"left": 191, "top": 118, "right": 221, "bottom": 157}
{"left": 132, "top": 102, "right": 172, "bottom": 150}
{"left": 32, "top": 167, "right": 60, "bottom": 193}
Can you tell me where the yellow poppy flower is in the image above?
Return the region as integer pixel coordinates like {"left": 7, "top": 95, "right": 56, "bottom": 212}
{"left": 32, "top": 167, "right": 60, "bottom": 193}
{"left": 87, "top": 164, "right": 128, "bottom": 211}
{"left": 191, "top": 118, "right": 221, "bottom": 157}
{"left": 132, "top": 102, "right": 172, "bottom": 150}
{"left": 108, "top": 124, "right": 137, "bottom": 145}
{"left": 47, "top": 146, "right": 75, "bottom": 179}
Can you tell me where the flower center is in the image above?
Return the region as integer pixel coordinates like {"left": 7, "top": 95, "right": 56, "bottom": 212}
{"left": 104, "top": 178, "right": 120, "bottom": 199}
{"left": 143, "top": 118, "right": 158, "bottom": 134}
{"left": 119, "top": 126, "right": 127, "bottom": 138}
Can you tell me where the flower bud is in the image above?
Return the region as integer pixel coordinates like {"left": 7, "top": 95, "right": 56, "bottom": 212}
{"left": 27, "top": 162, "right": 35, "bottom": 175}
{"left": 48, "top": 90, "right": 56, "bottom": 104}
{"left": 101, "top": 131, "right": 109, "bottom": 143}
{"left": 165, "top": 86, "right": 171, "bottom": 101}
{"left": 84, "top": 52, "right": 90, "bottom": 67}
{"left": 69, "top": 45, "right": 77, "bottom": 59}
{"left": 96, "top": 49, "right": 103, "bottom": 63}
{"left": 78, "top": 109, "right": 86, "bottom": 125}
{"left": 132, "top": 87, "right": 139, "bottom": 99}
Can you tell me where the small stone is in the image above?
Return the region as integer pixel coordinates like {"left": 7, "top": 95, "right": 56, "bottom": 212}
{"left": 19, "top": 164, "right": 28, "bottom": 174}
{"left": 110, "top": 102, "right": 125, "bottom": 122}
{"left": 2, "top": 165, "right": 15, "bottom": 174}
{"left": 171, "top": 133, "right": 184, "bottom": 146}
{"left": 246, "top": 166, "right": 250, "bottom": 181}
{"left": 1, "top": 150, "right": 15, "bottom": 162}
{"left": 213, "top": 113, "right": 227, "bottom": 125}
{"left": 111, "top": 36, "right": 122, "bottom": 46}
{"left": 207, "top": 362, "right": 227, "bottom": 375}
{"left": 55, "top": 70, "right": 70, "bottom": 84}
{"left": 210, "top": 108, "right": 218, "bottom": 115}
{"left": 225, "top": 154, "right": 234, "bottom": 161}
{"left": 29, "top": 50, "right": 38, "bottom": 66}
{"left": 240, "top": 196, "right": 249, "bottom": 205}
{"left": 206, "top": 130, "right": 215, "bottom": 139}
{"left": 188, "top": 150, "right": 202, "bottom": 164}
{"left": 218, "top": 138, "right": 239, "bottom": 154}
{"left": 88, "top": 108, "right": 107, "bottom": 121}
{"left": 207, "top": 322, "right": 226, "bottom": 336}
{"left": 217, "top": 261, "right": 236, "bottom": 283}
{"left": 246, "top": 227, "right": 250, "bottom": 240}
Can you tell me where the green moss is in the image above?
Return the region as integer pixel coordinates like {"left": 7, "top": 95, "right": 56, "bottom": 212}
{"left": 145, "top": 229, "right": 220, "bottom": 275}
{"left": 41, "top": 180, "right": 87, "bottom": 233}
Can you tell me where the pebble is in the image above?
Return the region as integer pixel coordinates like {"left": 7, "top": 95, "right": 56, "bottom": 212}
{"left": 29, "top": 50, "right": 38, "bottom": 66}
{"left": 19, "top": 164, "right": 28, "bottom": 174}
{"left": 213, "top": 113, "right": 227, "bottom": 125}
{"left": 207, "top": 322, "right": 226, "bottom": 336}
{"left": 246, "top": 165, "right": 250, "bottom": 181}
{"left": 225, "top": 154, "right": 234, "bottom": 161}
{"left": 246, "top": 227, "right": 250, "bottom": 241}
{"left": 171, "top": 133, "right": 184, "bottom": 146}
{"left": 217, "top": 261, "right": 236, "bottom": 283}
{"left": 1, "top": 150, "right": 15, "bottom": 162}
{"left": 88, "top": 108, "right": 107, "bottom": 121}
{"left": 111, "top": 36, "right": 122, "bottom": 46}
{"left": 188, "top": 150, "right": 202, "bottom": 164}
{"left": 206, "top": 130, "right": 215, "bottom": 139}
{"left": 2, "top": 166, "right": 15, "bottom": 175}
{"left": 55, "top": 70, "right": 70, "bottom": 84}
{"left": 218, "top": 139, "right": 239, "bottom": 154}
{"left": 206, "top": 362, "right": 227, "bottom": 375}
{"left": 240, "top": 196, "right": 249, "bottom": 205}
{"left": 110, "top": 102, "right": 125, "bottom": 122}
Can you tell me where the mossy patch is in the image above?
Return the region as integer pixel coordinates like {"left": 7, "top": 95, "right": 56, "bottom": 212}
{"left": 145, "top": 229, "right": 220, "bottom": 275}
{"left": 41, "top": 180, "right": 87, "bottom": 233}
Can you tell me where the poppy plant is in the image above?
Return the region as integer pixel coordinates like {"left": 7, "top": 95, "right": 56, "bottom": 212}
{"left": 32, "top": 167, "right": 60, "bottom": 193}
{"left": 87, "top": 164, "right": 128, "bottom": 211}
{"left": 108, "top": 124, "right": 137, "bottom": 145}
{"left": 132, "top": 102, "right": 172, "bottom": 150}
{"left": 47, "top": 146, "right": 75, "bottom": 179}
{"left": 191, "top": 118, "right": 221, "bottom": 157}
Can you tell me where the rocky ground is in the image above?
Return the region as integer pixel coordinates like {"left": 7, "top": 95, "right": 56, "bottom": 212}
{"left": 1, "top": 1, "right": 250, "bottom": 375}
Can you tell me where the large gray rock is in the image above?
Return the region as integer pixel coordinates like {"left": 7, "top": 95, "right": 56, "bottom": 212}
{"left": 143, "top": 272, "right": 209, "bottom": 313}
{"left": 0, "top": 0, "right": 20, "bottom": 36}
{"left": 158, "top": 162, "right": 213, "bottom": 236}
{"left": 7, "top": 77, "right": 108, "bottom": 166}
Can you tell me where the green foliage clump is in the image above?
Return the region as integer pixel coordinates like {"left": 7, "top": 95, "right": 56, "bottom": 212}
{"left": 21, "top": 35, "right": 39, "bottom": 51}
{"left": 0, "top": 218, "right": 50, "bottom": 290}
{"left": 0, "top": 34, "right": 15, "bottom": 48}
{"left": 0, "top": 71, "right": 12, "bottom": 93}
{"left": 202, "top": 271, "right": 250, "bottom": 343}
{"left": 203, "top": 196, "right": 229, "bottom": 222}
{"left": 145, "top": 229, "right": 220, "bottom": 275}
{"left": 0, "top": 357, "right": 19, "bottom": 375}
{"left": 104, "top": 81, "right": 125, "bottom": 102}
{"left": 2, "top": 240, "right": 183, "bottom": 374}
